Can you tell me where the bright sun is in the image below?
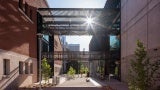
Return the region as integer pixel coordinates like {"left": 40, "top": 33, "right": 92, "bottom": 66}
{"left": 86, "top": 17, "right": 93, "bottom": 24}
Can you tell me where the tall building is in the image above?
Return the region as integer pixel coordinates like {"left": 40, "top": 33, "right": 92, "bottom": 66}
{"left": 89, "top": 0, "right": 120, "bottom": 79}
{"left": 60, "top": 36, "right": 67, "bottom": 45}
{"left": 121, "top": 0, "right": 160, "bottom": 88}
{"left": 68, "top": 44, "right": 80, "bottom": 51}
{"left": 60, "top": 35, "right": 68, "bottom": 51}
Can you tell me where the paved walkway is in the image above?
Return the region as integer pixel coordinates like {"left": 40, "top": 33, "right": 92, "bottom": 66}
{"left": 56, "top": 77, "right": 95, "bottom": 87}
{"left": 39, "top": 87, "right": 107, "bottom": 90}
{"left": 55, "top": 77, "right": 128, "bottom": 90}
{"left": 19, "top": 76, "right": 128, "bottom": 90}
{"left": 107, "top": 79, "right": 128, "bottom": 90}
{"left": 91, "top": 78, "right": 129, "bottom": 90}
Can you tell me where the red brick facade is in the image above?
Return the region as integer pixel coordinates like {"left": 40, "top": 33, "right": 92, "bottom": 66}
{"left": 0, "top": 0, "right": 49, "bottom": 89}
{"left": 54, "top": 35, "right": 63, "bottom": 76}
{"left": 0, "top": 0, "right": 48, "bottom": 58}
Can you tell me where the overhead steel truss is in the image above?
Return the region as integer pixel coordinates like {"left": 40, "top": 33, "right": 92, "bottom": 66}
{"left": 42, "top": 51, "right": 108, "bottom": 61}
{"left": 37, "top": 8, "right": 120, "bottom": 35}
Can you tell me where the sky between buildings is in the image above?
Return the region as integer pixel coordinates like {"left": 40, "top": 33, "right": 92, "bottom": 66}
{"left": 47, "top": 0, "right": 107, "bottom": 51}
{"left": 47, "top": 0, "right": 107, "bottom": 8}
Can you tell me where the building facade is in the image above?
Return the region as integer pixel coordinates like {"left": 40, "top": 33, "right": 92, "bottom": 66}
{"left": 89, "top": 0, "right": 120, "bottom": 79}
{"left": 68, "top": 44, "right": 80, "bottom": 51}
{"left": 121, "top": 0, "right": 160, "bottom": 88}
{"left": 41, "top": 34, "right": 63, "bottom": 76}
{"left": 0, "top": 0, "right": 50, "bottom": 89}
{"left": 54, "top": 35, "right": 63, "bottom": 76}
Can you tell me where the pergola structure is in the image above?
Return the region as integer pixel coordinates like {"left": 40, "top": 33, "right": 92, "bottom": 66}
{"left": 37, "top": 8, "right": 119, "bottom": 35}
{"left": 42, "top": 51, "right": 107, "bottom": 61}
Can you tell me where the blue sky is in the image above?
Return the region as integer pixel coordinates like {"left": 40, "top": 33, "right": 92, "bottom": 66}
{"left": 47, "top": 0, "right": 107, "bottom": 51}
{"left": 47, "top": 0, "right": 107, "bottom": 8}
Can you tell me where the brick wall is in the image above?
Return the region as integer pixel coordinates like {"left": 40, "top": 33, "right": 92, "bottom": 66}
{"left": 0, "top": 0, "right": 48, "bottom": 58}
{"left": 0, "top": 0, "right": 49, "bottom": 89}
{"left": 54, "top": 35, "right": 63, "bottom": 76}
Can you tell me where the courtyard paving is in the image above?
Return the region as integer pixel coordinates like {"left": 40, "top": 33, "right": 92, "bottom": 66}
{"left": 56, "top": 77, "right": 95, "bottom": 87}
{"left": 19, "top": 76, "right": 128, "bottom": 90}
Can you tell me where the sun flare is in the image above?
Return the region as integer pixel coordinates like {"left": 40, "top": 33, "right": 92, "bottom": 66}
{"left": 86, "top": 18, "right": 93, "bottom": 24}
{"left": 85, "top": 17, "right": 93, "bottom": 25}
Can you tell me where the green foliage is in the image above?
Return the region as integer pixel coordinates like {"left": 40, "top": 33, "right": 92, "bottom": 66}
{"left": 67, "top": 66, "right": 76, "bottom": 78}
{"left": 79, "top": 63, "right": 89, "bottom": 74}
{"left": 80, "top": 64, "right": 85, "bottom": 74}
{"left": 128, "top": 40, "right": 160, "bottom": 90}
{"left": 114, "top": 66, "right": 118, "bottom": 75}
{"left": 84, "top": 66, "right": 89, "bottom": 74}
{"left": 97, "top": 66, "right": 104, "bottom": 74}
{"left": 42, "top": 58, "right": 51, "bottom": 84}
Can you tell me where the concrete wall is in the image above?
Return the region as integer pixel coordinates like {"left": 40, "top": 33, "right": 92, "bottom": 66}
{"left": 121, "top": 0, "right": 160, "bottom": 88}
{"left": 0, "top": 0, "right": 48, "bottom": 89}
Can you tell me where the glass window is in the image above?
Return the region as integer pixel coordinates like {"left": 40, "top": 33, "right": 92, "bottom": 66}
{"left": 3, "top": 59, "right": 10, "bottom": 75}
{"left": 19, "top": 0, "right": 23, "bottom": 10}
{"left": 19, "top": 62, "right": 23, "bottom": 74}
{"left": 110, "top": 35, "right": 120, "bottom": 50}
{"left": 25, "top": 62, "right": 29, "bottom": 74}
{"left": 43, "top": 35, "right": 49, "bottom": 41}
{"left": 30, "top": 63, "right": 33, "bottom": 74}
{"left": 25, "top": 2, "right": 28, "bottom": 15}
{"left": 30, "top": 9, "right": 33, "bottom": 20}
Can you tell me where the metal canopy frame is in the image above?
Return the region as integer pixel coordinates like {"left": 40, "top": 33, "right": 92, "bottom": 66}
{"left": 42, "top": 51, "right": 107, "bottom": 61}
{"left": 37, "top": 8, "right": 120, "bottom": 35}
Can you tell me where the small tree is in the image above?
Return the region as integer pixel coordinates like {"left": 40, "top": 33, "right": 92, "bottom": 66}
{"left": 67, "top": 66, "right": 76, "bottom": 78}
{"left": 128, "top": 40, "right": 160, "bottom": 90}
{"left": 42, "top": 58, "right": 51, "bottom": 84}
{"left": 84, "top": 66, "right": 89, "bottom": 74}
{"left": 80, "top": 64, "right": 85, "bottom": 74}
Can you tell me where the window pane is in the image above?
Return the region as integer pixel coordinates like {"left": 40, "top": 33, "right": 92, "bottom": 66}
{"left": 19, "top": 62, "right": 23, "bottom": 74}
{"left": 110, "top": 35, "right": 120, "bottom": 50}
{"left": 25, "top": 2, "right": 28, "bottom": 15}
{"left": 25, "top": 63, "right": 29, "bottom": 74}
{"left": 30, "top": 63, "right": 33, "bottom": 74}
{"left": 43, "top": 35, "right": 49, "bottom": 41}
{"left": 19, "top": 0, "right": 23, "bottom": 9}
{"left": 30, "top": 10, "right": 33, "bottom": 20}
{"left": 3, "top": 59, "right": 10, "bottom": 75}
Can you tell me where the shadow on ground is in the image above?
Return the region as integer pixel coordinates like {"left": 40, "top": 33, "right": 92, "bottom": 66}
{"left": 18, "top": 87, "right": 110, "bottom": 90}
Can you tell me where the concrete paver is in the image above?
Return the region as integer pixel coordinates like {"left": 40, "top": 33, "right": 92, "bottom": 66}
{"left": 41, "top": 87, "right": 107, "bottom": 90}
{"left": 18, "top": 76, "right": 128, "bottom": 90}
{"left": 56, "top": 77, "right": 95, "bottom": 87}
{"left": 91, "top": 78, "right": 129, "bottom": 90}
{"left": 106, "top": 79, "right": 129, "bottom": 90}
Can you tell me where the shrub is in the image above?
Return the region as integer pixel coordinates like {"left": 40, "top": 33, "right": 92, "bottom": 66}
{"left": 42, "top": 58, "right": 51, "bottom": 84}
{"left": 128, "top": 40, "right": 160, "bottom": 90}
{"left": 67, "top": 66, "right": 76, "bottom": 78}
{"left": 84, "top": 66, "right": 89, "bottom": 74}
{"left": 80, "top": 64, "right": 85, "bottom": 74}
